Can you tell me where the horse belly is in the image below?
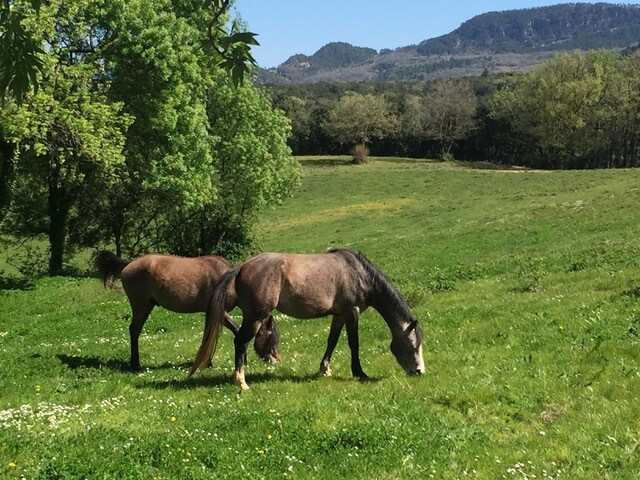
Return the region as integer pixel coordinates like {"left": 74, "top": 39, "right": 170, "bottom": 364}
{"left": 152, "top": 283, "right": 209, "bottom": 313}
{"left": 276, "top": 284, "right": 336, "bottom": 319}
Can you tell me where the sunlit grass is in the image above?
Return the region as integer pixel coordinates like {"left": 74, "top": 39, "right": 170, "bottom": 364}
{"left": 1, "top": 157, "right": 640, "bottom": 478}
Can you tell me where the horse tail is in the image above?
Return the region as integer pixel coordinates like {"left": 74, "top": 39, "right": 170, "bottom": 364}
{"left": 94, "top": 250, "right": 130, "bottom": 288}
{"left": 189, "top": 266, "right": 240, "bottom": 376}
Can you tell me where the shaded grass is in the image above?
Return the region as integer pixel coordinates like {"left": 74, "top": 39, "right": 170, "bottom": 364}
{"left": 1, "top": 157, "right": 640, "bottom": 478}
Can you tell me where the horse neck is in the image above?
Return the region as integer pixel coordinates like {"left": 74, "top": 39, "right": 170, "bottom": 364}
{"left": 369, "top": 283, "right": 413, "bottom": 335}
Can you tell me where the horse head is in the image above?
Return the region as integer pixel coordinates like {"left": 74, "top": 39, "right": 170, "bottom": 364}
{"left": 254, "top": 315, "right": 282, "bottom": 363}
{"left": 389, "top": 320, "right": 424, "bottom": 375}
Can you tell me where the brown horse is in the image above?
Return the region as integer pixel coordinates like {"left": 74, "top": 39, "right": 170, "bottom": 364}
{"left": 189, "top": 249, "right": 424, "bottom": 389}
{"left": 95, "top": 251, "right": 281, "bottom": 371}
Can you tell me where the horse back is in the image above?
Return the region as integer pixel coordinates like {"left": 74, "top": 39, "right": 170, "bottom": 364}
{"left": 236, "top": 252, "right": 368, "bottom": 318}
{"left": 121, "top": 254, "right": 231, "bottom": 313}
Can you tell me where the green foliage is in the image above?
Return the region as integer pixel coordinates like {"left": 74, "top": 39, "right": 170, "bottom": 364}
{"left": 0, "top": 0, "right": 260, "bottom": 102}
{"left": 269, "top": 49, "right": 640, "bottom": 170}
{"left": 490, "top": 51, "right": 639, "bottom": 168}
{"left": 159, "top": 79, "right": 300, "bottom": 258}
{"left": 421, "top": 79, "right": 478, "bottom": 155}
{"left": 91, "top": 0, "right": 219, "bottom": 256}
{"left": 0, "top": 0, "right": 133, "bottom": 274}
{"left": 0, "top": 1, "right": 45, "bottom": 104}
{"left": 323, "top": 92, "right": 398, "bottom": 150}
{"left": 0, "top": 0, "right": 298, "bottom": 266}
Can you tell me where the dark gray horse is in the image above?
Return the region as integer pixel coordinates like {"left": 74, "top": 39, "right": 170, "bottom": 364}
{"left": 190, "top": 249, "right": 424, "bottom": 389}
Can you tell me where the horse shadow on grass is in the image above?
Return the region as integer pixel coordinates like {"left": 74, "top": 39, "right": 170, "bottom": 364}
{"left": 140, "top": 371, "right": 382, "bottom": 391}
{"left": 56, "top": 354, "right": 192, "bottom": 373}
{"left": 56, "top": 354, "right": 383, "bottom": 388}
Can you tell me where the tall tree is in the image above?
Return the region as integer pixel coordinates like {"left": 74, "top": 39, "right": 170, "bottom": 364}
{"left": 90, "top": 0, "right": 218, "bottom": 257}
{"left": 161, "top": 77, "right": 300, "bottom": 258}
{"left": 421, "top": 79, "right": 478, "bottom": 158}
{"left": 489, "top": 51, "right": 620, "bottom": 168}
{"left": 323, "top": 92, "right": 398, "bottom": 159}
{"left": 0, "top": 0, "right": 131, "bottom": 275}
{"left": 1, "top": 0, "right": 297, "bottom": 274}
{"left": 85, "top": 0, "right": 299, "bottom": 258}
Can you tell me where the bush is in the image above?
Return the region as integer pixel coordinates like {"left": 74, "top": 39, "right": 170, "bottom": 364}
{"left": 351, "top": 143, "right": 370, "bottom": 164}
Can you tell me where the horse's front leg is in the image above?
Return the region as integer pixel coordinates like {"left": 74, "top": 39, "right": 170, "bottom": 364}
{"left": 233, "top": 315, "right": 266, "bottom": 390}
{"left": 319, "top": 315, "right": 344, "bottom": 377}
{"left": 344, "top": 307, "right": 369, "bottom": 380}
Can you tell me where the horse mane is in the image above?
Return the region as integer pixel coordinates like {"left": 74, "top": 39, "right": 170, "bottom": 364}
{"left": 329, "top": 249, "right": 416, "bottom": 325}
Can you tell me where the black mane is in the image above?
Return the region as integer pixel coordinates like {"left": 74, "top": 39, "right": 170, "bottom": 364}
{"left": 330, "top": 249, "right": 416, "bottom": 325}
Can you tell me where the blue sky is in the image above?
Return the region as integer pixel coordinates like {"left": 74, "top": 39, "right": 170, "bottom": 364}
{"left": 238, "top": 0, "right": 639, "bottom": 68}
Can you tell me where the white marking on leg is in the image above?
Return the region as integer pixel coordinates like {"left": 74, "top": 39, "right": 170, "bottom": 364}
{"left": 233, "top": 367, "right": 249, "bottom": 390}
{"left": 416, "top": 344, "right": 425, "bottom": 374}
{"left": 319, "top": 362, "right": 332, "bottom": 377}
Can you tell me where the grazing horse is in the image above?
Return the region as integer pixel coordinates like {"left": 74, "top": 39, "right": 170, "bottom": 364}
{"left": 189, "top": 249, "right": 424, "bottom": 390}
{"left": 95, "top": 251, "right": 281, "bottom": 371}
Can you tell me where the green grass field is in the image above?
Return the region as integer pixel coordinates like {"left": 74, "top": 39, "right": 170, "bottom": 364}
{"left": 1, "top": 156, "right": 640, "bottom": 479}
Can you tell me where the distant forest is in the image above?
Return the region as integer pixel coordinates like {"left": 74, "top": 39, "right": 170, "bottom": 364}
{"left": 266, "top": 49, "right": 640, "bottom": 169}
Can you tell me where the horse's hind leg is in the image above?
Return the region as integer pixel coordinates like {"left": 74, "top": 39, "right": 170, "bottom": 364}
{"left": 128, "top": 298, "right": 155, "bottom": 371}
{"left": 233, "top": 313, "right": 268, "bottom": 390}
{"left": 223, "top": 313, "right": 240, "bottom": 334}
{"left": 319, "top": 315, "right": 344, "bottom": 377}
{"left": 344, "top": 307, "right": 369, "bottom": 380}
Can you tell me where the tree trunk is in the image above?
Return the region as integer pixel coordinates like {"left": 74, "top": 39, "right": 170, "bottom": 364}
{"left": 48, "top": 165, "right": 72, "bottom": 276}
{"left": 114, "top": 227, "right": 122, "bottom": 258}
{"left": 0, "top": 138, "right": 15, "bottom": 220}
{"left": 630, "top": 126, "right": 639, "bottom": 168}
{"left": 112, "top": 212, "right": 124, "bottom": 258}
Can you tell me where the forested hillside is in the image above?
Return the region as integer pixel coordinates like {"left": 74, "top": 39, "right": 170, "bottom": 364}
{"left": 258, "top": 3, "right": 640, "bottom": 84}
{"left": 414, "top": 2, "right": 640, "bottom": 55}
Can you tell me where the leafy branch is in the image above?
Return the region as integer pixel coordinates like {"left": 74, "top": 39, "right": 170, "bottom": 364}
{"left": 206, "top": 0, "right": 260, "bottom": 86}
{"left": 0, "top": 0, "right": 260, "bottom": 104}
{"left": 0, "top": 0, "right": 44, "bottom": 104}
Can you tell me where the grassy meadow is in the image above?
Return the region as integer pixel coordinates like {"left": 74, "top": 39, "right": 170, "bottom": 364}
{"left": 1, "top": 156, "right": 640, "bottom": 479}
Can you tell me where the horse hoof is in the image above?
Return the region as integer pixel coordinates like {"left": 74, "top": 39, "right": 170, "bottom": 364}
{"left": 319, "top": 366, "right": 332, "bottom": 377}
{"left": 233, "top": 372, "right": 250, "bottom": 390}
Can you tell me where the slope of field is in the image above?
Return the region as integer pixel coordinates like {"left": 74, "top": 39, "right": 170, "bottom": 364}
{"left": 1, "top": 157, "right": 640, "bottom": 479}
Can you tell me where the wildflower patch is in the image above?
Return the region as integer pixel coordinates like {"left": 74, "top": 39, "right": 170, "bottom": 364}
{"left": 0, "top": 396, "right": 126, "bottom": 435}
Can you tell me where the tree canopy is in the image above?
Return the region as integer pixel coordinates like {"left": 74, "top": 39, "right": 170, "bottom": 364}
{"left": 0, "top": 0, "right": 299, "bottom": 275}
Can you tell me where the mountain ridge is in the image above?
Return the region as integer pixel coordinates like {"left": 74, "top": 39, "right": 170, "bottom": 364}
{"left": 257, "top": 2, "right": 640, "bottom": 84}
